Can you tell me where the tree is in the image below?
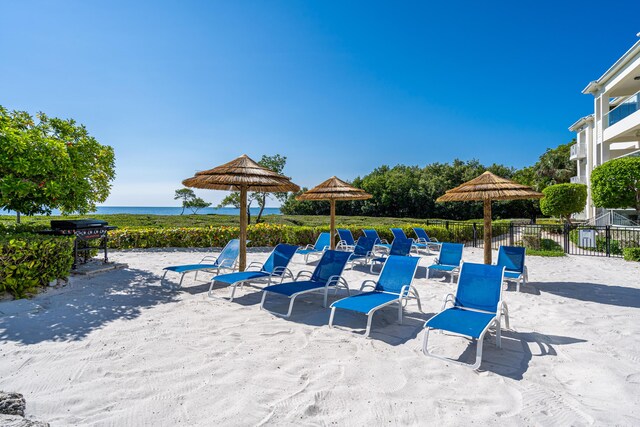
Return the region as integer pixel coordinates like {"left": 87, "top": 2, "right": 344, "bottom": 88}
{"left": 540, "top": 183, "right": 587, "bottom": 224}
{"left": 174, "top": 188, "right": 211, "bottom": 214}
{"left": 218, "top": 154, "right": 289, "bottom": 224}
{"left": 0, "top": 106, "right": 115, "bottom": 223}
{"left": 174, "top": 188, "right": 195, "bottom": 215}
{"left": 531, "top": 140, "right": 576, "bottom": 191}
{"left": 591, "top": 157, "right": 640, "bottom": 219}
{"left": 185, "top": 197, "right": 211, "bottom": 214}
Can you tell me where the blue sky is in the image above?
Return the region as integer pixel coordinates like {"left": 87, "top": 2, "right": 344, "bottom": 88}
{"left": 1, "top": 1, "right": 639, "bottom": 206}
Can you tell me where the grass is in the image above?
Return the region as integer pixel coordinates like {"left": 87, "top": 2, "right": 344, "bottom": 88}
{"left": 526, "top": 238, "right": 565, "bottom": 257}
{"left": 0, "top": 214, "right": 512, "bottom": 229}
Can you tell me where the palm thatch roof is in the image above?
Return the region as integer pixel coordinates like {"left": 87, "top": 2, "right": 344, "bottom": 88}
{"left": 296, "top": 176, "right": 372, "bottom": 201}
{"left": 436, "top": 171, "right": 543, "bottom": 202}
{"left": 182, "top": 154, "right": 299, "bottom": 192}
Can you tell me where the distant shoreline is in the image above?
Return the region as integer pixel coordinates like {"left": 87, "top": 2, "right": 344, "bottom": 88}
{"left": 0, "top": 206, "right": 282, "bottom": 216}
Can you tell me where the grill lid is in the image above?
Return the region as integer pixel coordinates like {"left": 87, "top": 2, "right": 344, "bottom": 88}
{"left": 50, "top": 219, "right": 109, "bottom": 230}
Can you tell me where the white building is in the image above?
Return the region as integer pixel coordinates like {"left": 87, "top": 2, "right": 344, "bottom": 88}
{"left": 569, "top": 37, "right": 640, "bottom": 224}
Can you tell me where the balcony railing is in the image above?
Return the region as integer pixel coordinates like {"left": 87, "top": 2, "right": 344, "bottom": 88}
{"left": 570, "top": 176, "right": 587, "bottom": 184}
{"left": 607, "top": 90, "right": 640, "bottom": 127}
{"left": 569, "top": 142, "right": 586, "bottom": 160}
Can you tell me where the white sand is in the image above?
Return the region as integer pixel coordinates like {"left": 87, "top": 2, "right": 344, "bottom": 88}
{"left": 1, "top": 247, "right": 639, "bottom": 426}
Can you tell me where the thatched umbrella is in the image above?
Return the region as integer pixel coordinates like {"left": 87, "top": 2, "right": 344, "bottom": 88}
{"left": 296, "top": 176, "right": 372, "bottom": 250}
{"left": 182, "top": 154, "right": 299, "bottom": 271}
{"left": 436, "top": 171, "right": 543, "bottom": 264}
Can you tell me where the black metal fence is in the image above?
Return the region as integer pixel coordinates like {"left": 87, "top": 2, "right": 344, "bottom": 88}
{"left": 426, "top": 220, "right": 640, "bottom": 258}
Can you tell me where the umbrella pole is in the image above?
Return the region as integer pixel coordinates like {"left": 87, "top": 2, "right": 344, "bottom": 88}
{"left": 239, "top": 186, "right": 247, "bottom": 271}
{"left": 483, "top": 198, "right": 492, "bottom": 265}
{"left": 330, "top": 199, "right": 336, "bottom": 250}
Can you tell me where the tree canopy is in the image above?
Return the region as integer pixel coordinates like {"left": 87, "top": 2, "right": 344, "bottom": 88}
{"left": 174, "top": 188, "right": 211, "bottom": 214}
{"left": 591, "top": 157, "right": 640, "bottom": 215}
{"left": 540, "top": 183, "right": 587, "bottom": 224}
{"left": 282, "top": 140, "right": 575, "bottom": 220}
{"left": 0, "top": 106, "right": 115, "bottom": 221}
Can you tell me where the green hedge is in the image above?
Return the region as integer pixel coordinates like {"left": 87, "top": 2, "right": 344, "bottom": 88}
{"left": 106, "top": 223, "right": 458, "bottom": 250}
{"left": 0, "top": 233, "right": 74, "bottom": 298}
{"left": 624, "top": 248, "right": 640, "bottom": 262}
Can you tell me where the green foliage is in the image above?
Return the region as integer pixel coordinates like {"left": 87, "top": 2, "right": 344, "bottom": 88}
{"left": 624, "top": 247, "right": 640, "bottom": 262}
{"left": 0, "top": 233, "right": 74, "bottom": 298}
{"left": 540, "top": 183, "right": 587, "bottom": 223}
{"left": 591, "top": 157, "right": 640, "bottom": 213}
{"left": 106, "top": 223, "right": 455, "bottom": 250}
{"left": 568, "top": 229, "right": 634, "bottom": 256}
{"left": 0, "top": 106, "right": 115, "bottom": 219}
{"left": 531, "top": 140, "right": 576, "bottom": 191}
{"left": 517, "top": 235, "right": 564, "bottom": 256}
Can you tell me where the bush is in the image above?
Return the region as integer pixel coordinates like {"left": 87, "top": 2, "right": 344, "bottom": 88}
{"left": 624, "top": 247, "right": 640, "bottom": 262}
{"left": 0, "top": 233, "right": 74, "bottom": 298}
{"left": 106, "top": 223, "right": 460, "bottom": 250}
{"left": 569, "top": 229, "right": 625, "bottom": 255}
{"left": 540, "top": 183, "right": 587, "bottom": 223}
{"left": 521, "top": 233, "right": 541, "bottom": 250}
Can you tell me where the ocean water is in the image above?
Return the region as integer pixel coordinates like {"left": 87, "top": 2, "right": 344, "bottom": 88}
{"left": 1, "top": 206, "right": 282, "bottom": 216}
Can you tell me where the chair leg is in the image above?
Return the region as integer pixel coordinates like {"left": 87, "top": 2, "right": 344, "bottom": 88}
{"left": 329, "top": 307, "right": 336, "bottom": 328}
{"left": 160, "top": 270, "right": 169, "bottom": 288}
{"left": 422, "top": 327, "right": 432, "bottom": 355}
{"left": 398, "top": 300, "right": 403, "bottom": 325}
{"left": 194, "top": 270, "right": 199, "bottom": 282}
{"left": 286, "top": 296, "right": 297, "bottom": 318}
{"left": 365, "top": 313, "right": 374, "bottom": 338}
{"left": 229, "top": 284, "right": 238, "bottom": 302}
{"left": 260, "top": 291, "right": 268, "bottom": 310}
{"left": 473, "top": 336, "right": 485, "bottom": 370}
{"left": 502, "top": 302, "right": 510, "bottom": 330}
{"left": 411, "top": 288, "right": 423, "bottom": 313}
{"left": 178, "top": 273, "right": 186, "bottom": 289}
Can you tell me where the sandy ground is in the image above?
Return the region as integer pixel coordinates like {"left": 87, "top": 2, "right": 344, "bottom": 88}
{"left": 1, "top": 247, "right": 639, "bottom": 426}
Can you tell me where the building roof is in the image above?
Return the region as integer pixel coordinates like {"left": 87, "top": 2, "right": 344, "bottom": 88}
{"left": 568, "top": 115, "right": 594, "bottom": 132}
{"left": 582, "top": 39, "right": 640, "bottom": 94}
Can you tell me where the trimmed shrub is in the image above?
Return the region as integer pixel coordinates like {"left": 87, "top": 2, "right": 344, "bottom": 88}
{"left": 106, "top": 223, "right": 459, "bottom": 250}
{"left": 0, "top": 233, "right": 74, "bottom": 298}
{"left": 540, "top": 183, "right": 587, "bottom": 223}
{"left": 623, "top": 247, "right": 640, "bottom": 262}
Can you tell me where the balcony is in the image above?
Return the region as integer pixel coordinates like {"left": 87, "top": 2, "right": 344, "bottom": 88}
{"left": 607, "top": 91, "right": 640, "bottom": 127}
{"left": 569, "top": 142, "right": 586, "bottom": 160}
{"left": 570, "top": 176, "right": 587, "bottom": 185}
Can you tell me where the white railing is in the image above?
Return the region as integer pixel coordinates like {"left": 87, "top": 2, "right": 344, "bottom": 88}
{"left": 606, "top": 89, "right": 640, "bottom": 127}
{"left": 586, "top": 211, "right": 640, "bottom": 227}
{"left": 570, "top": 176, "right": 587, "bottom": 184}
{"left": 570, "top": 143, "right": 586, "bottom": 160}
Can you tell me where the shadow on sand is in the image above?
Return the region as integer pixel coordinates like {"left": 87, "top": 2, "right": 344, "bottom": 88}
{"left": 436, "top": 330, "right": 587, "bottom": 380}
{"left": 521, "top": 281, "right": 640, "bottom": 308}
{"left": 0, "top": 268, "right": 177, "bottom": 345}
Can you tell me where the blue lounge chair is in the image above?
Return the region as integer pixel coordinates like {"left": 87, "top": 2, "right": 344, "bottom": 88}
{"left": 496, "top": 246, "right": 528, "bottom": 292}
{"left": 413, "top": 227, "right": 442, "bottom": 252}
{"left": 336, "top": 228, "right": 356, "bottom": 251}
{"left": 426, "top": 242, "right": 464, "bottom": 282}
{"left": 370, "top": 238, "right": 413, "bottom": 273}
{"left": 161, "top": 239, "right": 240, "bottom": 289}
{"left": 423, "top": 262, "right": 509, "bottom": 370}
{"left": 362, "top": 229, "right": 391, "bottom": 254}
{"left": 347, "top": 236, "right": 376, "bottom": 268}
{"left": 208, "top": 243, "right": 299, "bottom": 301}
{"left": 297, "top": 232, "right": 331, "bottom": 263}
{"left": 390, "top": 228, "right": 427, "bottom": 255}
{"left": 260, "top": 250, "right": 351, "bottom": 318}
{"left": 330, "top": 255, "right": 422, "bottom": 337}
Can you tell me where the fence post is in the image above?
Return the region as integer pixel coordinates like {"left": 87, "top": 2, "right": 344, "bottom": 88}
{"left": 563, "top": 223, "right": 570, "bottom": 254}
{"left": 472, "top": 223, "right": 477, "bottom": 248}
{"left": 509, "top": 223, "right": 514, "bottom": 246}
{"left": 445, "top": 221, "right": 449, "bottom": 230}
{"left": 605, "top": 225, "right": 611, "bottom": 257}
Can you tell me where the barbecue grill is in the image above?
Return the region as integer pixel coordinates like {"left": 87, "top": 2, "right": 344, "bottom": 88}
{"left": 39, "top": 219, "right": 117, "bottom": 269}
